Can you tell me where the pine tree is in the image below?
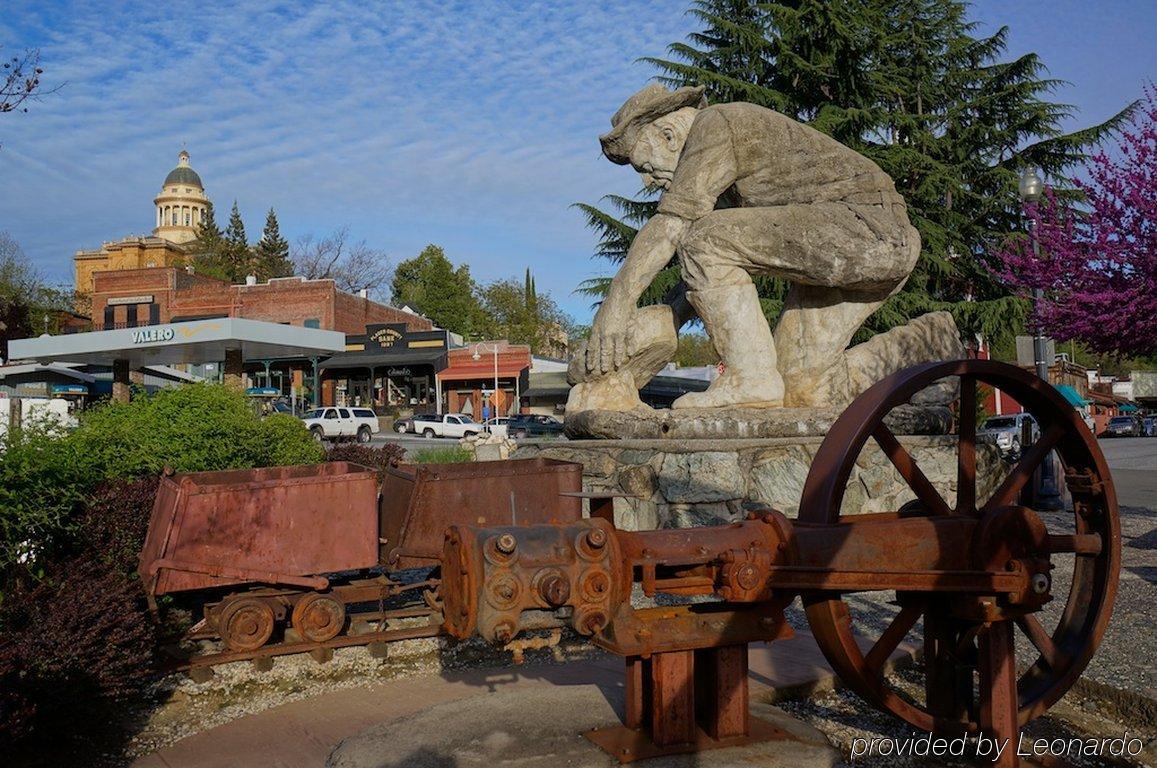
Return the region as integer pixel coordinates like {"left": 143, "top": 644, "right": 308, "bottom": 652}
{"left": 391, "top": 245, "right": 488, "bottom": 337}
{"left": 579, "top": 0, "right": 1135, "bottom": 349}
{"left": 254, "top": 208, "right": 293, "bottom": 280}
{"left": 189, "top": 200, "right": 231, "bottom": 281}
{"left": 223, "top": 201, "right": 250, "bottom": 282}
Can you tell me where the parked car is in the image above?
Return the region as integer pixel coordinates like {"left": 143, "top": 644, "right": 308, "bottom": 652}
{"left": 483, "top": 416, "right": 510, "bottom": 438}
{"left": 1144, "top": 417, "right": 1157, "bottom": 437}
{"left": 301, "top": 407, "right": 380, "bottom": 443}
{"left": 410, "top": 413, "right": 482, "bottom": 439}
{"left": 1102, "top": 415, "right": 1143, "bottom": 438}
{"left": 393, "top": 415, "right": 419, "bottom": 434}
{"left": 977, "top": 413, "right": 1038, "bottom": 458}
{"left": 507, "top": 413, "right": 565, "bottom": 439}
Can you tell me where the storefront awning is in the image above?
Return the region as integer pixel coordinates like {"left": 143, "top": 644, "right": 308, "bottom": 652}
{"left": 1055, "top": 384, "right": 1088, "bottom": 408}
{"left": 437, "top": 361, "right": 527, "bottom": 381}
{"left": 318, "top": 349, "right": 446, "bottom": 370}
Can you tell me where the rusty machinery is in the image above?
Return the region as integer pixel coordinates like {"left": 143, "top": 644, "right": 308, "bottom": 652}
{"left": 440, "top": 360, "right": 1120, "bottom": 766}
{"left": 139, "top": 458, "right": 586, "bottom": 673}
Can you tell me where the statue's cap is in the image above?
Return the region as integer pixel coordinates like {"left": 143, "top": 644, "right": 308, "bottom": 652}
{"left": 599, "top": 84, "right": 707, "bottom": 165}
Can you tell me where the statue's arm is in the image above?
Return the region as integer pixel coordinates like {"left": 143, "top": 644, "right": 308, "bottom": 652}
{"left": 603, "top": 213, "right": 689, "bottom": 316}
{"left": 586, "top": 214, "right": 690, "bottom": 375}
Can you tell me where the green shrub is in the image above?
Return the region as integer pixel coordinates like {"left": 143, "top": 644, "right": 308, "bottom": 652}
{"left": 0, "top": 384, "right": 321, "bottom": 576}
{"left": 411, "top": 446, "right": 473, "bottom": 463}
{"left": 68, "top": 384, "right": 320, "bottom": 480}
{"left": 0, "top": 427, "right": 90, "bottom": 574}
{"left": 260, "top": 413, "right": 325, "bottom": 467}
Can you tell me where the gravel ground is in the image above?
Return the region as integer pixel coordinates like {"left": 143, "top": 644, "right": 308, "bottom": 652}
{"left": 779, "top": 661, "right": 1156, "bottom": 767}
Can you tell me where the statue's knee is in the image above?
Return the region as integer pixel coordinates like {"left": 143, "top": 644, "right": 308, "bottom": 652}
{"left": 677, "top": 221, "right": 726, "bottom": 290}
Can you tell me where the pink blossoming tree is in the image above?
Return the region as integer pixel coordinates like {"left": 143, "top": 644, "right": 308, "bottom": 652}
{"left": 994, "top": 89, "right": 1156, "bottom": 358}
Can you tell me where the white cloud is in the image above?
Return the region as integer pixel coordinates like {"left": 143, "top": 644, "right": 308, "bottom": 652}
{"left": 0, "top": 0, "right": 694, "bottom": 318}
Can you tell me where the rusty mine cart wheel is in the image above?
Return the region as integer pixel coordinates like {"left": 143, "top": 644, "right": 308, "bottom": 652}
{"left": 219, "top": 597, "right": 276, "bottom": 652}
{"left": 292, "top": 593, "right": 347, "bottom": 643}
{"left": 799, "top": 359, "right": 1120, "bottom": 734}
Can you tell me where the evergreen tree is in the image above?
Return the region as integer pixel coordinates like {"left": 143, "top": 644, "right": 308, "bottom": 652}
{"left": 579, "top": 0, "right": 1135, "bottom": 349}
{"left": 254, "top": 208, "right": 293, "bottom": 280}
{"left": 223, "top": 201, "right": 251, "bottom": 282}
{"left": 190, "top": 200, "right": 231, "bottom": 282}
{"left": 391, "top": 245, "right": 487, "bottom": 337}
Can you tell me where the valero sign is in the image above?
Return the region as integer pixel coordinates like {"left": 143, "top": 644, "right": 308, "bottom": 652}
{"left": 132, "top": 327, "right": 176, "bottom": 344}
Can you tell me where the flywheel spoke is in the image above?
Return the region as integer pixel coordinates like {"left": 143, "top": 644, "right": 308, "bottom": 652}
{"left": 864, "top": 600, "right": 924, "bottom": 677}
{"left": 1016, "top": 614, "right": 1070, "bottom": 671}
{"left": 982, "top": 422, "right": 1067, "bottom": 512}
{"left": 872, "top": 425, "right": 953, "bottom": 517}
{"left": 1046, "top": 533, "right": 1103, "bottom": 555}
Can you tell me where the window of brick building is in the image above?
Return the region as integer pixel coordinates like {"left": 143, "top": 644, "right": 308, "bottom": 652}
{"left": 304, "top": 319, "right": 320, "bottom": 329}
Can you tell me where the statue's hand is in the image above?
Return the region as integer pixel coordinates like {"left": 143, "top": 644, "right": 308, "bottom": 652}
{"left": 586, "top": 306, "right": 634, "bottom": 376}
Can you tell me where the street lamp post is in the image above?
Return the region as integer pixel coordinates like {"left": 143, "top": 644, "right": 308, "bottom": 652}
{"left": 472, "top": 343, "right": 500, "bottom": 428}
{"left": 1018, "top": 168, "right": 1050, "bottom": 383}
{"left": 1019, "top": 167, "right": 1063, "bottom": 510}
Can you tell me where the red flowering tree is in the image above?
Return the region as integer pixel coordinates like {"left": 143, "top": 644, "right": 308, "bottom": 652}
{"left": 993, "top": 89, "right": 1156, "bottom": 358}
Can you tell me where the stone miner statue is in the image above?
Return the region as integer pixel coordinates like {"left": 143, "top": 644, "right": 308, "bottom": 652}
{"left": 567, "top": 84, "right": 961, "bottom": 413}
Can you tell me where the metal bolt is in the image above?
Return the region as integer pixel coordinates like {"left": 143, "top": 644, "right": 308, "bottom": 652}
{"left": 1031, "top": 572, "right": 1050, "bottom": 594}
{"left": 586, "top": 528, "right": 607, "bottom": 548}
{"left": 496, "top": 533, "right": 517, "bottom": 554}
{"left": 494, "top": 621, "right": 516, "bottom": 643}
{"left": 538, "top": 572, "right": 571, "bottom": 607}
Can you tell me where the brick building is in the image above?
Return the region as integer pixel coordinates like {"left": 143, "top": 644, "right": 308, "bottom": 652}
{"left": 91, "top": 268, "right": 429, "bottom": 336}
{"left": 86, "top": 267, "right": 432, "bottom": 406}
{"left": 436, "top": 342, "right": 532, "bottom": 419}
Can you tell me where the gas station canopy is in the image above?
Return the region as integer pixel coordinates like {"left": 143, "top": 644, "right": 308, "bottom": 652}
{"left": 8, "top": 318, "right": 346, "bottom": 367}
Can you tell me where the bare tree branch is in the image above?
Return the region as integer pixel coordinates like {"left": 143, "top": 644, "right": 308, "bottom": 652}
{"left": 1, "top": 48, "right": 58, "bottom": 114}
{"left": 291, "top": 227, "right": 393, "bottom": 299}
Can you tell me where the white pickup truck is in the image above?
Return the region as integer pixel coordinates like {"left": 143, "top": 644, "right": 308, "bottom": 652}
{"left": 411, "top": 413, "right": 482, "bottom": 439}
{"left": 301, "top": 407, "right": 380, "bottom": 443}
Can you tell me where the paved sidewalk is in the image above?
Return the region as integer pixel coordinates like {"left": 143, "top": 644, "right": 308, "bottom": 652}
{"left": 132, "top": 628, "right": 894, "bottom": 768}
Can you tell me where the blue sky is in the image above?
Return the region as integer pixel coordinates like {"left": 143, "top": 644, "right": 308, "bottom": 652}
{"left": 0, "top": 1, "right": 1153, "bottom": 323}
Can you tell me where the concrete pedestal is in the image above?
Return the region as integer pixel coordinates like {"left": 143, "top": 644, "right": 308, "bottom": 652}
{"left": 326, "top": 685, "right": 839, "bottom": 768}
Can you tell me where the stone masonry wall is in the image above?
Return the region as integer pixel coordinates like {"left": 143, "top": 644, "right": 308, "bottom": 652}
{"left": 513, "top": 437, "right": 1005, "bottom": 531}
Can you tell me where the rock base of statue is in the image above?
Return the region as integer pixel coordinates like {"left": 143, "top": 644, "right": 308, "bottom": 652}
{"left": 512, "top": 429, "right": 1004, "bottom": 531}
{"left": 564, "top": 403, "right": 951, "bottom": 440}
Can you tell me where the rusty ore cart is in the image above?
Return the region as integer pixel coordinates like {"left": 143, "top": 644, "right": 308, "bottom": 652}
{"left": 139, "top": 457, "right": 582, "bottom": 670}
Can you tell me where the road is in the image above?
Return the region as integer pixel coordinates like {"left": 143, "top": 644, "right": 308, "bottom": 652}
{"left": 369, "top": 431, "right": 447, "bottom": 457}
{"left": 1096, "top": 436, "right": 1157, "bottom": 507}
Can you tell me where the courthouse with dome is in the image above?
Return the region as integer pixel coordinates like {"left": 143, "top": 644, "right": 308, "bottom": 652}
{"left": 73, "top": 150, "right": 210, "bottom": 297}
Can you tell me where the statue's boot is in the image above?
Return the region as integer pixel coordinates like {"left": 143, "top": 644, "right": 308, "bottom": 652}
{"left": 672, "top": 284, "right": 784, "bottom": 409}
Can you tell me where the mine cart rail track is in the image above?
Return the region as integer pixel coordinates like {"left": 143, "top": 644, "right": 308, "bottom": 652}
{"left": 163, "top": 612, "right": 444, "bottom": 675}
